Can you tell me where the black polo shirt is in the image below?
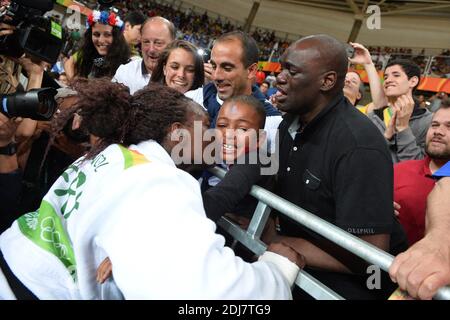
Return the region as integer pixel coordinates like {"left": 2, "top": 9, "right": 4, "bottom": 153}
{"left": 275, "top": 94, "right": 408, "bottom": 299}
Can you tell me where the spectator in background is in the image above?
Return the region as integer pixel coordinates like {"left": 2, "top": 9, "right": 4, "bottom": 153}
{"left": 122, "top": 11, "right": 146, "bottom": 59}
{"left": 394, "top": 102, "right": 450, "bottom": 246}
{"left": 265, "top": 71, "right": 276, "bottom": 87}
{"left": 417, "top": 94, "right": 427, "bottom": 109}
{"left": 429, "top": 92, "right": 449, "bottom": 113}
{"left": 367, "top": 59, "right": 433, "bottom": 163}
{"left": 259, "top": 81, "right": 270, "bottom": 98}
{"left": 113, "top": 16, "right": 175, "bottom": 94}
{"left": 343, "top": 70, "right": 364, "bottom": 108}
{"left": 64, "top": 10, "right": 130, "bottom": 80}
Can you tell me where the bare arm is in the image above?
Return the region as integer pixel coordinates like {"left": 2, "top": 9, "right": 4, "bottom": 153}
{"left": 14, "top": 56, "right": 47, "bottom": 139}
{"left": 270, "top": 232, "right": 389, "bottom": 274}
{"left": 389, "top": 177, "right": 450, "bottom": 299}
{"left": 0, "top": 114, "right": 20, "bottom": 173}
{"left": 349, "top": 43, "right": 388, "bottom": 110}
{"left": 425, "top": 177, "right": 450, "bottom": 233}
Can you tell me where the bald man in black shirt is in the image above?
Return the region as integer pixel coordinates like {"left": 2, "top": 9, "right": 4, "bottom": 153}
{"left": 271, "top": 34, "right": 408, "bottom": 300}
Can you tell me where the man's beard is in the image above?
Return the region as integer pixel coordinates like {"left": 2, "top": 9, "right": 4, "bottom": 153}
{"left": 426, "top": 144, "right": 450, "bottom": 160}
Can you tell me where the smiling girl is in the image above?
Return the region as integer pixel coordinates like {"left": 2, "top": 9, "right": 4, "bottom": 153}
{"left": 64, "top": 10, "right": 130, "bottom": 80}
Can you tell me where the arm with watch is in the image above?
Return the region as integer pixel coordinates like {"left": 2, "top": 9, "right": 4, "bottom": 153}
{"left": 0, "top": 113, "right": 22, "bottom": 233}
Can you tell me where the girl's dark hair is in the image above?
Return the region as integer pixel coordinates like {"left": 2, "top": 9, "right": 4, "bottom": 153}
{"left": 150, "top": 40, "right": 204, "bottom": 91}
{"left": 50, "top": 78, "right": 133, "bottom": 160}
{"left": 125, "top": 83, "right": 193, "bottom": 145}
{"left": 75, "top": 24, "right": 130, "bottom": 78}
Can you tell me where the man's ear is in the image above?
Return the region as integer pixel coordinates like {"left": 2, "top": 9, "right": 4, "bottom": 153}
{"left": 167, "top": 122, "right": 184, "bottom": 141}
{"left": 247, "top": 63, "right": 258, "bottom": 80}
{"left": 124, "top": 22, "right": 132, "bottom": 31}
{"left": 357, "top": 91, "right": 362, "bottom": 101}
{"left": 321, "top": 71, "right": 338, "bottom": 92}
{"left": 409, "top": 76, "right": 419, "bottom": 89}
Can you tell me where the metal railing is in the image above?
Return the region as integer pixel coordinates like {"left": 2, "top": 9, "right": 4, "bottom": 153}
{"left": 209, "top": 166, "right": 450, "bottom": 300}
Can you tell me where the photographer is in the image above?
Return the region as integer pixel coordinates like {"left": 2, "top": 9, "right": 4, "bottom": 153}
{"left": 1, "top": 2, "right": 51, "bottom": 147}
{"left": 0, "top": 113, "right": 21, "bottom": 232}
{"left": 0, "top": 2, "right": 61, "bottom": 230}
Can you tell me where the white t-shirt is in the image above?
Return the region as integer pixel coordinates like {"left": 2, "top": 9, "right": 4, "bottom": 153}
{"left": 184, "top": 87, "right": 205, "bottom": 108}
{"left": 112, "top": 58, "right": 151, "bottom": 95}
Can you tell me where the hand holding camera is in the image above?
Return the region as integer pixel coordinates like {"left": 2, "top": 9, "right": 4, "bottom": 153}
{"left": 0, "top": 5, "right": 15, "bottom": 37}
{"left": 0, "top": 0, "right": 64, "bottom": 65}
{"left": 348, "top": 42, "right": 373, "bottom": 66}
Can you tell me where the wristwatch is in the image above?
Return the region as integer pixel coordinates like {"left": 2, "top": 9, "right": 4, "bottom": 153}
{"left": 0, "top": 142, "right": 17, "bottom": 156}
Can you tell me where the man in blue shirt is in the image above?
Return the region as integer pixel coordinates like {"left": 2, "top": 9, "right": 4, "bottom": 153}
{"left": 203, "top": 31, "right": 281, "bottom": 128}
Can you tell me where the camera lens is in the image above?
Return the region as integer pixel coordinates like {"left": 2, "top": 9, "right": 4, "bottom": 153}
{"left": 37, "top": 92, "right": 56, "bottom": 118}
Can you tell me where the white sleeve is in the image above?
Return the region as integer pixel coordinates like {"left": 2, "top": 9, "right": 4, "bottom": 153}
{"left": 111, "top": 65, "right": 125, "bottom": 84}
{"left": 184, "top": 87, "right": 205, "bottom": 109}
{"left": 98, "top": 166, "right": 295, "bottom": 299}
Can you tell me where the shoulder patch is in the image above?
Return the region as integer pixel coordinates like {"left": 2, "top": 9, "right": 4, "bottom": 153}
{"left": 119, "top": 145, "right": 150, "bottom": 170}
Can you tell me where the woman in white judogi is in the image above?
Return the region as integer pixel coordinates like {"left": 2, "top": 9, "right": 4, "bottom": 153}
{"left": 0, "top": 80, "right": 301, "bottom": 300}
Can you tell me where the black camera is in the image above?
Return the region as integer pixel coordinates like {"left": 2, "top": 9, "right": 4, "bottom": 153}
{"left": 1, "top": 87, "right": 57, "bottom": 120}
{"left": 346, "top": 45, "right": 355, "bottom": 59}
{"left": 0, "top": 0, "right": 64, "bottom": 64}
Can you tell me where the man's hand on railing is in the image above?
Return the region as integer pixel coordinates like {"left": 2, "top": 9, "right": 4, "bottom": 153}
{"left": 267, "top": 242, "right": 306, "bottom": 269}
{"left": 224, "top": 213, "right": 250, "bottom": 230}
{"left": 389, "top": 231, "right": 450, "bottom": 300}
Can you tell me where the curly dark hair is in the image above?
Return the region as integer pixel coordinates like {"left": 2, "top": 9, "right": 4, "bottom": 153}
{"left": 151, "top": 40, "right": 204, "bottom": 91}
{"left": 50, "top": 78, "right": 133, "bottom": 159}
{"left": 49, "top": 81, "right": 201, "bottom": 163}
{"left": 125, "top": 83, "right": 195, "bottom": 145}
{"left": 75, "top": 24, "right": 130, "bottom": 78}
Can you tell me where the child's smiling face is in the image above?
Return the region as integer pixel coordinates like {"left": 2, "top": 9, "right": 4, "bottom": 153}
{"left": 216, "top": 101, "right": 265, "bottom": 163}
